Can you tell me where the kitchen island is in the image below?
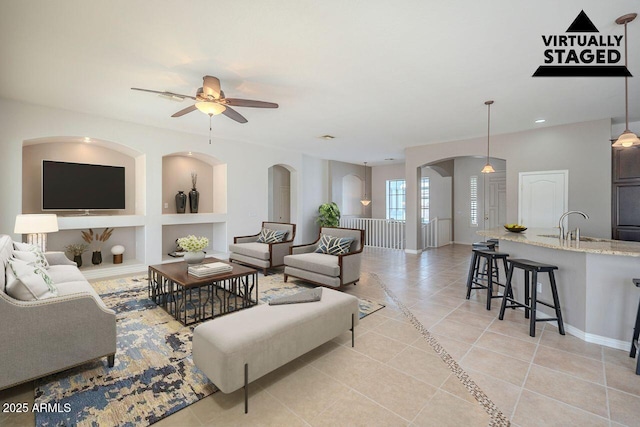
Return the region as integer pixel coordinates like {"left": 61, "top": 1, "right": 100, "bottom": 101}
{"left": 478, "top": 227, "right": 640, "bottom": 350}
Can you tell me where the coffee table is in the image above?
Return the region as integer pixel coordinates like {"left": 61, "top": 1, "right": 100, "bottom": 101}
{"left": 148, "top": 258, "right": 258, "bottom": 325}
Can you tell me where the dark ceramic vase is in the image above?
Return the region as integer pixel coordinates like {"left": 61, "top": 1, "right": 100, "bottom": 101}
{"left": 73, "top": 254, "right": 83, "bottom": 268}
{"left": 175, "top": 191, "right": 187, "bottom": 214}
{"left": 189, "top": 188, "right": 199, "bottom": 213}
{"left": 92, "top": 251, "right": 102, "bottom": 265}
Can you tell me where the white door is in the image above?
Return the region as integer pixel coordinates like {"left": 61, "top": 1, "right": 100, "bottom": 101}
{"left": 519, "top": 170, "right": 568, "bottom": 228}
{"left": 279, "top": 186, "right": 290, "bottom": 222}
{"left": 486, "top": 172, "right": 506, "bottom": 229}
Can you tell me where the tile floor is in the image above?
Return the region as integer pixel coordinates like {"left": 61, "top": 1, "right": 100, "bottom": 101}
{"left": 2, "top": 244, "right": 640, "bottom": 426}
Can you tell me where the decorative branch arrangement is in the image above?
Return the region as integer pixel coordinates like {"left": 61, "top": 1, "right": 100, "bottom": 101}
{"left": 191, "top": 171, "right": 198, "bottom": 190}
{"left": 81, "top": 228, "right": 114, "bottom": 251}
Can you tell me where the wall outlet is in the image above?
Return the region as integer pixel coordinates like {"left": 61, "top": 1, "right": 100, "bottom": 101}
{"left": 164, "top": 202, "right": 168, "bottom": 209}
{"left": 537, "top": 282, "right": 542, "bottom": 293}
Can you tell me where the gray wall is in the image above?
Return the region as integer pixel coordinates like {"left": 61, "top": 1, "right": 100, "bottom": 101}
{"left": 421, "top": 165, "right": 452, "bottom": 222}
{"left": 328, "top": 160, "right": 371, "bottom": 218}
{"left": 404, "top": 118, "right": 612, "bottom": 250}
{"left": 371, "top": 163, "right": 405, "bottom": 219}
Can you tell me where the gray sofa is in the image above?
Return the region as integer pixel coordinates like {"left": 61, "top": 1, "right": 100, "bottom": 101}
{"left": 284, "top": 227, "right": 364, "bottom": 288}
{"left": 229, "top": 222, "right": 296, "bottom": 275}
{"left": 0, "top": 234, "right": 116, "bottom": 390}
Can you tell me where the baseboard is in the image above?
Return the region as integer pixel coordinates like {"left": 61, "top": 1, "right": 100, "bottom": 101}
{"left": 404, "top": 249, "right": 422, "bottom": 255}
{"left": 533, "top": 310, "right": 631, "bottom": 351}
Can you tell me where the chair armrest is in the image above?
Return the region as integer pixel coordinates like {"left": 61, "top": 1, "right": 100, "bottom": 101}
{"left": 234, "top": 234, "right": 260, "bottom": 244}
{"left": 45, "top": 251, "right": 76, "bottom": 266}
{"left": 339, "top": 251, "right": 363, "bottom": 285}
{"left": 269, "top": 240, "right": 294, "bottom": 266}
{"left": 289, "top": 243, "right": 318, "bottom": 255}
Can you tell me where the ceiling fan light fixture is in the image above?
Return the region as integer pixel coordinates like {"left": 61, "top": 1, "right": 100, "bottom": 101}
{"left": 612, "top": 129, "right": 640, "bottom": 148}
{"left": 195, "top": 102, "right": 226, "bottom": 116}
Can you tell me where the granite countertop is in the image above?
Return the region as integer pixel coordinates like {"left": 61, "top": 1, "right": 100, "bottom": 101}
{"left": 477, "top": 227, "right": 640, "bottom": 257}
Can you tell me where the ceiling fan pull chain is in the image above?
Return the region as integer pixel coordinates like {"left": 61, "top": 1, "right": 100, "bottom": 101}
{"left": 209, "top": 113, "right": 212, "bottom": 144}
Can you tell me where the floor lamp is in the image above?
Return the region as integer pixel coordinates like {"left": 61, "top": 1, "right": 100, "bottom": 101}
{"left": 14, "top": 214, "right": 59, "bottom": 252}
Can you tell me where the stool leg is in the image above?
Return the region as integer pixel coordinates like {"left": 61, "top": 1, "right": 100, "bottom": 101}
{"left": 466, "top": 252, "right": 479, "bottom": 300}
{"left": 493, "top": 257, "right": 500, "bottom": 284}
{"left": 501, "top": 257, "right": 514, "bottom": 301}
{"left": 530, "top": 270, "right": 538, "bottom": 337}
{"left": 524, "top": 271, "right": 530, "bottom": 319}
{"left": 631, "top": 299, "right": 640, "bottom": 358}
{"left": 548, "top": 271, "right": 565, "bottom": 335}
{"left": 486, "top": 256, "right": 493, "bottom": 311}
{"left": 499, "top": 263, "right": 514, "bottom": 320}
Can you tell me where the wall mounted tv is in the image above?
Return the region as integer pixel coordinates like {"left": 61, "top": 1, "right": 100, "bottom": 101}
{"left": 42, "top": 160, "right": 125, "bottom": 211}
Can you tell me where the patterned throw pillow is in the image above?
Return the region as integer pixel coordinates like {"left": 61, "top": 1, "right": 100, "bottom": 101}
{"left": 256, "top": 228, "right": 287, "bottom": 244}
{"left": 269, "top": 288, "right": 323, "bottom": 305}
{"left": 315, "top": 234, "right": 354, "bottom": 255}
{"left": 6, "top": 259, "right": 58, "bottom": 301}
{"left": 13, "top": 242, "right": 50, "bottom": 269}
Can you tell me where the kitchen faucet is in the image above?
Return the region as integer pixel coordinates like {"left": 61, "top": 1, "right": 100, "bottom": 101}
{"left": 558, "top": 210, "right": 589, "bottom": 240}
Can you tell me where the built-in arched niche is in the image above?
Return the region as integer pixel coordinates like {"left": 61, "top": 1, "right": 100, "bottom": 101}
{"left": 267, "top": 164, "right": 298, "bottom": 226}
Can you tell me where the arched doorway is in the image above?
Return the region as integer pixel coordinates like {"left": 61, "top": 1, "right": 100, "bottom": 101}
{"left": 268, "top": 164, "right": 292, "bottom": 223}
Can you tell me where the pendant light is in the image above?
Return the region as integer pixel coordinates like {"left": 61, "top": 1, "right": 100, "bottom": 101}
{"left": 481, "top": 100, "right": 496, "bottom": 173}
{"left": 360, "top": 162, "right": 371, "bottom": 206}
{"left": 612, "top": 13, "right": 639, "bottom": 148}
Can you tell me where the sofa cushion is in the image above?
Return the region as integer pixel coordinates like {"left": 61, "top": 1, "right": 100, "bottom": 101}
{"left": 13, "top": 242, "right": 50, "bottom": 269}
{"left": 229, "top": 242, "right": 270, "bottom": 260}
{"left": 315, "top": 234, "right": 354, "bottom": 255}
{"left": 55, "top": 280, "right": 109, "bottom": 309}
{"left": 283, "top": 253, "right": 340, "bottom": 277}
{"left": 46, "top": 265, "right": 88, "bottom": 284}
{"left": 256, "top": 228, "right": 287, "bottom": 244}
{"left": 5, "top": 259, "right": 58, "bottom": 300}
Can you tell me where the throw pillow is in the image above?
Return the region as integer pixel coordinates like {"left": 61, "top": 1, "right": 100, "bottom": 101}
{"left": 256, "top": 228, "right": 287, "bottom": 244}
{"left": 13, "top": 242, "right": 49, "bottom": 269}
{"left": 315, "top": 234, "right": 354, "bottom": 255}
{"left": 5, "top": 259, "right": 58, "bottom": 301}
{"left": 269, "top": 288, "right": 322, "bottom": 305}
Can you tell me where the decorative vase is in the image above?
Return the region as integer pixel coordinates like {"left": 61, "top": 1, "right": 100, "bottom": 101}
{"left": 189, "top": 188, "right": 199, "bottom": 213}
{"left": 73, "top": 254, "right": 83, "bottom": 268}
{"left": 184, "top": 251, "right": 205, "bottom": 264}
{"left": 91, "top": 251, "right": 102, "bottom": 265}
{"left": 175, "top": 191, "right": 187, "bottom": 214}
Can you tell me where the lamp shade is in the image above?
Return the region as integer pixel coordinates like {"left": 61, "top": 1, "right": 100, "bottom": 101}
{"left": 481, "top": 163, "right": 496, "bottom": 174}
{"left": 612, "top": 130, "right": 640, "bottom": 148}
{"left": 195, "top": 102, "right": 226, "bottom": 116}
{"left": 14, "top": 214, "right": 59, "bottom": 234}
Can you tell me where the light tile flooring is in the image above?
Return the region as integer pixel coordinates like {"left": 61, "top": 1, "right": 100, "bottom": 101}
{"left": 2, "top": 244, "right": 640, "bottom": 426}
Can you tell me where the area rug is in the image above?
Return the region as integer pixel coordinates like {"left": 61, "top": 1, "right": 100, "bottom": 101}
{"left": 35, "top": 273, "right": 384, "bottom": 426}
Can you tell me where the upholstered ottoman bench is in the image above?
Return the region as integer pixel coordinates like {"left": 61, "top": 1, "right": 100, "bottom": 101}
{"left": 192, "top": 287, "right": 359, "bottom": 413}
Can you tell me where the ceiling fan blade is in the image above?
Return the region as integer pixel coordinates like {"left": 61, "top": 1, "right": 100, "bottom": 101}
{"left": 221, "top": 106, "right": 248, "bottom": 123}
{"left": 202, "top": 76, "right": 221, "bottom": 99}
{"left": 171, "top": 104, "right": 198, "bottom": 117}
{"left": 225, "top": 98, "right": 279, "bottom": 108}
{"left": 131, "top": 87, "right": 196, "bottom": 100}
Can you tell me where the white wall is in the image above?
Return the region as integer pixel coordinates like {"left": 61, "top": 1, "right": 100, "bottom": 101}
{"left": 329, "top": 160, "right": 371, "bottom": 218}
{"left": 300, "top": 155, "right": 329, "bottom": 243}
{"left": 404, "top": 119, "right": 612, "bottom": 250}
{"left": 0, "top": 98, "right": 324, "bottom": 263}
{"left": 371, "top": 163, "right": 405, "bottom": 219}
{"left": 420, "top": 165, "right": 452, "bottom": 222}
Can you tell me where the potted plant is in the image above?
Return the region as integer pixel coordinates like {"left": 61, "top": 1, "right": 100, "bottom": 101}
{"left": 177, "top": 235, "right": 209, "bottom": 264}
{"left": 315, "top": 202, "right": 341, "bottom": 227}
{"left": 81, "top": 228, "right": 114, "bottom": 265}
{"left": 65, "top": 243, "right": 88, "bottom": 267}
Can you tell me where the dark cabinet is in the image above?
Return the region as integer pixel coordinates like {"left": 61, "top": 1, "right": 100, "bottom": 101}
{"left": 612, "top": 145, "right": 640, "bottom": 241}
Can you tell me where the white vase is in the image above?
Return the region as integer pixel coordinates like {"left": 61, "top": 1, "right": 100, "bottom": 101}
{"left": 184, "top": 251, "right": 205, "bottom": 264}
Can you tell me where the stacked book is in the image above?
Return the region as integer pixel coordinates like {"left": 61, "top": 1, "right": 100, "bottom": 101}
{"left": 188, "top": 262, "right": 233, "bottom": 277}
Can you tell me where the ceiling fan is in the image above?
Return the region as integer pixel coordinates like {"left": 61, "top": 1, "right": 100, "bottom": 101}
{"left": 131, "top": 75, "right": 278, "bottom": 124}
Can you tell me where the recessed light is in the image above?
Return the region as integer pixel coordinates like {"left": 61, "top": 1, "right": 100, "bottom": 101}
{"left": 188, "top": 151, "right": 193, "bottom": 156}
{"left": 319, "top": 135, "right": 335, "bottom": 140}
{"left": 385, "top": 158, "right": 395, "bottom": 161}
{"left": 535, "top": 119, "right": 546, "bottom": 124}
{"left": 83, "top": 137, "right": 91, "bottom": 143}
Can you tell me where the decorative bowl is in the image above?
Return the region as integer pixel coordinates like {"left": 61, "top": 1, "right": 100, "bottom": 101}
{"left": 504, "top": 225, "right": 527, "bottom": 233}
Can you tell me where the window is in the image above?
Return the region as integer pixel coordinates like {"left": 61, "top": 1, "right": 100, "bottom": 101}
{"left": 421, "top": 177, "right": 429, "bottom": 223}
{"left": 470, "top": 175, "right": 478, "bottom": 226}
{"left": 386, "top": 179, "right": 406, "bottom": 221}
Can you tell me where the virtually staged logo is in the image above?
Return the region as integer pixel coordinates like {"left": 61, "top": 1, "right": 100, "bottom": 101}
{"left": 533, "top": 10, "right": 631, "bottom": 77}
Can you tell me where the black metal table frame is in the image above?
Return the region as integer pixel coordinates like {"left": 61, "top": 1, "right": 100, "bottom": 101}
{"left": 148, "top": 267, "right": 258, "bottom": 325}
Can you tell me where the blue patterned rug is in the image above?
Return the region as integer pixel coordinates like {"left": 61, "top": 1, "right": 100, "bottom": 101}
{"left": 34, "top": 274, "right": 384, "bottom": 426}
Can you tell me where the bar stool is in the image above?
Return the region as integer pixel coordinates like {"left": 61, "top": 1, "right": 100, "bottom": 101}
{"left": 466, "top": 248, "right": 511, "bottom": 310}
{"left": 498, "top": 259, "right": 565, "bottom": 337}
{"left": 472, "top": 241, "right": 497, "bottom": 281}
{"left": 630, "top": 278, "right": 640, "bottom": 375}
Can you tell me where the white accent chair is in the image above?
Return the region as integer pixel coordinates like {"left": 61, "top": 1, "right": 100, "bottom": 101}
{"left": 284, "top": 227, "right": 364, "bottom": 288}
{"left": 229, "top": 222, "right": 296, "bottom": 275}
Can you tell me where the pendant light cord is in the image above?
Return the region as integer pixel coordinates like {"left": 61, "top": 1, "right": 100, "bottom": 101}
{"left": 486, "top": 102, "right": 491, "bottom": 161}
{"left": 624, "top": 21, "right": 630, "bottom": 131}
{"left": 209, "top": 114, "right": 212, "bottom": 144}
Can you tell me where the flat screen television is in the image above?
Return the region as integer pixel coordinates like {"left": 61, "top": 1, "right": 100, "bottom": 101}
{"left": 42, "top": 160, "right": 126, "bottom": 211}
